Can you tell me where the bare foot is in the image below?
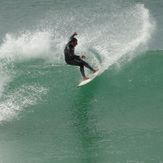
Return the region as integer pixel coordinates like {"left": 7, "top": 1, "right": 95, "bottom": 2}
{"left": 83, "top": 76, "right": 89, "bottom": 80}
{"left": 93, "top": 69, "right": 99, "bottom": 73}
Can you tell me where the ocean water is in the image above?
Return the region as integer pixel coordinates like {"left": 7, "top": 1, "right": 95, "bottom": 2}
{"left": 0, "top": 0, "right": 163, "bottom": 163}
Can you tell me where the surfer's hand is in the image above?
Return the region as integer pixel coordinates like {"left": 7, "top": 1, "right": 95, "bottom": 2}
{"left": 81, "top": 55, "right": 86, "bottom": 59}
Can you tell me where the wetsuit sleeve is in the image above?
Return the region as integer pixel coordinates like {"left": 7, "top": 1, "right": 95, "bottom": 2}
{"left": 73, "top": 54, "right": 80, "bottom": 59}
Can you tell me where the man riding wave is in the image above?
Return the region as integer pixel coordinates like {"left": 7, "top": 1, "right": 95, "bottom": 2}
{"left": 64, "top": 32, "right": 98, "bottom": 80}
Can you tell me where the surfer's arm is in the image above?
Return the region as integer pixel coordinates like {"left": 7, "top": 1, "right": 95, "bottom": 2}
{"left": 73, "top": 55, "right": 80, "bottom": 59}
{"left": 69, "top": 53, "right": 80, "bottom": 60}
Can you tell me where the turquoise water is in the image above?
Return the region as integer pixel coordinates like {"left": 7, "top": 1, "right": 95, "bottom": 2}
{"left": 0, "top": 0, "right": 163, "bottom": 163}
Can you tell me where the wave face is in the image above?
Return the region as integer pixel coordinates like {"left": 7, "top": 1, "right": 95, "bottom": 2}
{"left": 0, "top": 0, "right": 162, "bottom": 163}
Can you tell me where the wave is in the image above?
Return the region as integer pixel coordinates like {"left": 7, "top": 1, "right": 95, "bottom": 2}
{"left": 0, "top": 2, "right": 155, "bottom": 122}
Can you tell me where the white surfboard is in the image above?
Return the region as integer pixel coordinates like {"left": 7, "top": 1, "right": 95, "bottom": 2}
{"left": 78, "top": 70, "right": 100, "bottom": 87}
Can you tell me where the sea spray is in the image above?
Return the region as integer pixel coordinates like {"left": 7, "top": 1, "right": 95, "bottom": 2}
{"left": 0, "top": 85, "right": 47, "bottom": 122}
{"left": 86, "top": 4, "right": 155, "bottom": 74}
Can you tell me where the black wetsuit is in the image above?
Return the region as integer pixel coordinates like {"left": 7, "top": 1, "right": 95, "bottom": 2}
{"left": 64, "top": 35, "right": 94, "bottom": 78}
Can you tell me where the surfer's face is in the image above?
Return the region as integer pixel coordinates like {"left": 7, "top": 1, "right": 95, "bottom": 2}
{"left": 71, "top": 40, "right": 78, "bottom": 47}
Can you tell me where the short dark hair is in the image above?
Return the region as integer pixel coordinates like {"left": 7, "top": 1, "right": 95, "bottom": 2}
{"left": 71, "top": 38, "right": 77, "bottom": 43}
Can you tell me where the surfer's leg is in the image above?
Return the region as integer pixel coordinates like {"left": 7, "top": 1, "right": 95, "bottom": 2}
{"left": 74, "top": 59, "right": 93, "bottom": 78}
{"left": 80, "top": 66, "right": 89, "bottom": 80}
{"left": 79, "top": 59, "right": 96, "bottom": 72}
{"left": 67, "top": 59, "right": 88, "bottom": 79}
{"left": 80, "top": 65, "right": 85, "bottom": 78}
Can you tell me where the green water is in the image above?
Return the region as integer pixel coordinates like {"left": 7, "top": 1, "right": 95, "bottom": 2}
{"left": 0, "top": 0, "right": 163, "bottom": 163}
{"left": 0, "top": 51, "right": 163, "bottom": 163}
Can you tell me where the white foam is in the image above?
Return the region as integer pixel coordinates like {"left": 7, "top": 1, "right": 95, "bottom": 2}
{"left": 0, "top": 74, "right": 11, "bottom": 97}
{"left": 0, "top": 31, "right": 52, "bottom": 60}
{"left": 0, "top": 85, "right": 47, "bottom": 123}
{"left": 0, "top": 30, "right": 55, "bottom": 123}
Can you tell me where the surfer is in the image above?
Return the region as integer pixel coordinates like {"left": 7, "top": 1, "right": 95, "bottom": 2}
{"left": 64, "top": 32, "right": 97, "bottom": 80}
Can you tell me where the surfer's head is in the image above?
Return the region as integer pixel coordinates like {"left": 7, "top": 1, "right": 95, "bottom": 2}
{"left": 70, "top": 38, "right": 78, "bottom": 47}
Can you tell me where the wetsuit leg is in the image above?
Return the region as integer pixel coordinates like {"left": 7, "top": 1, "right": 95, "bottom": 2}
{"left": 79, "top": 59, "right": 95, "bottom": 72}
{"left": 66, "top": 58, "right": 95, "bottom": 78}
{"left": 80, "top": 65, "right": 85, "bottom": 77}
